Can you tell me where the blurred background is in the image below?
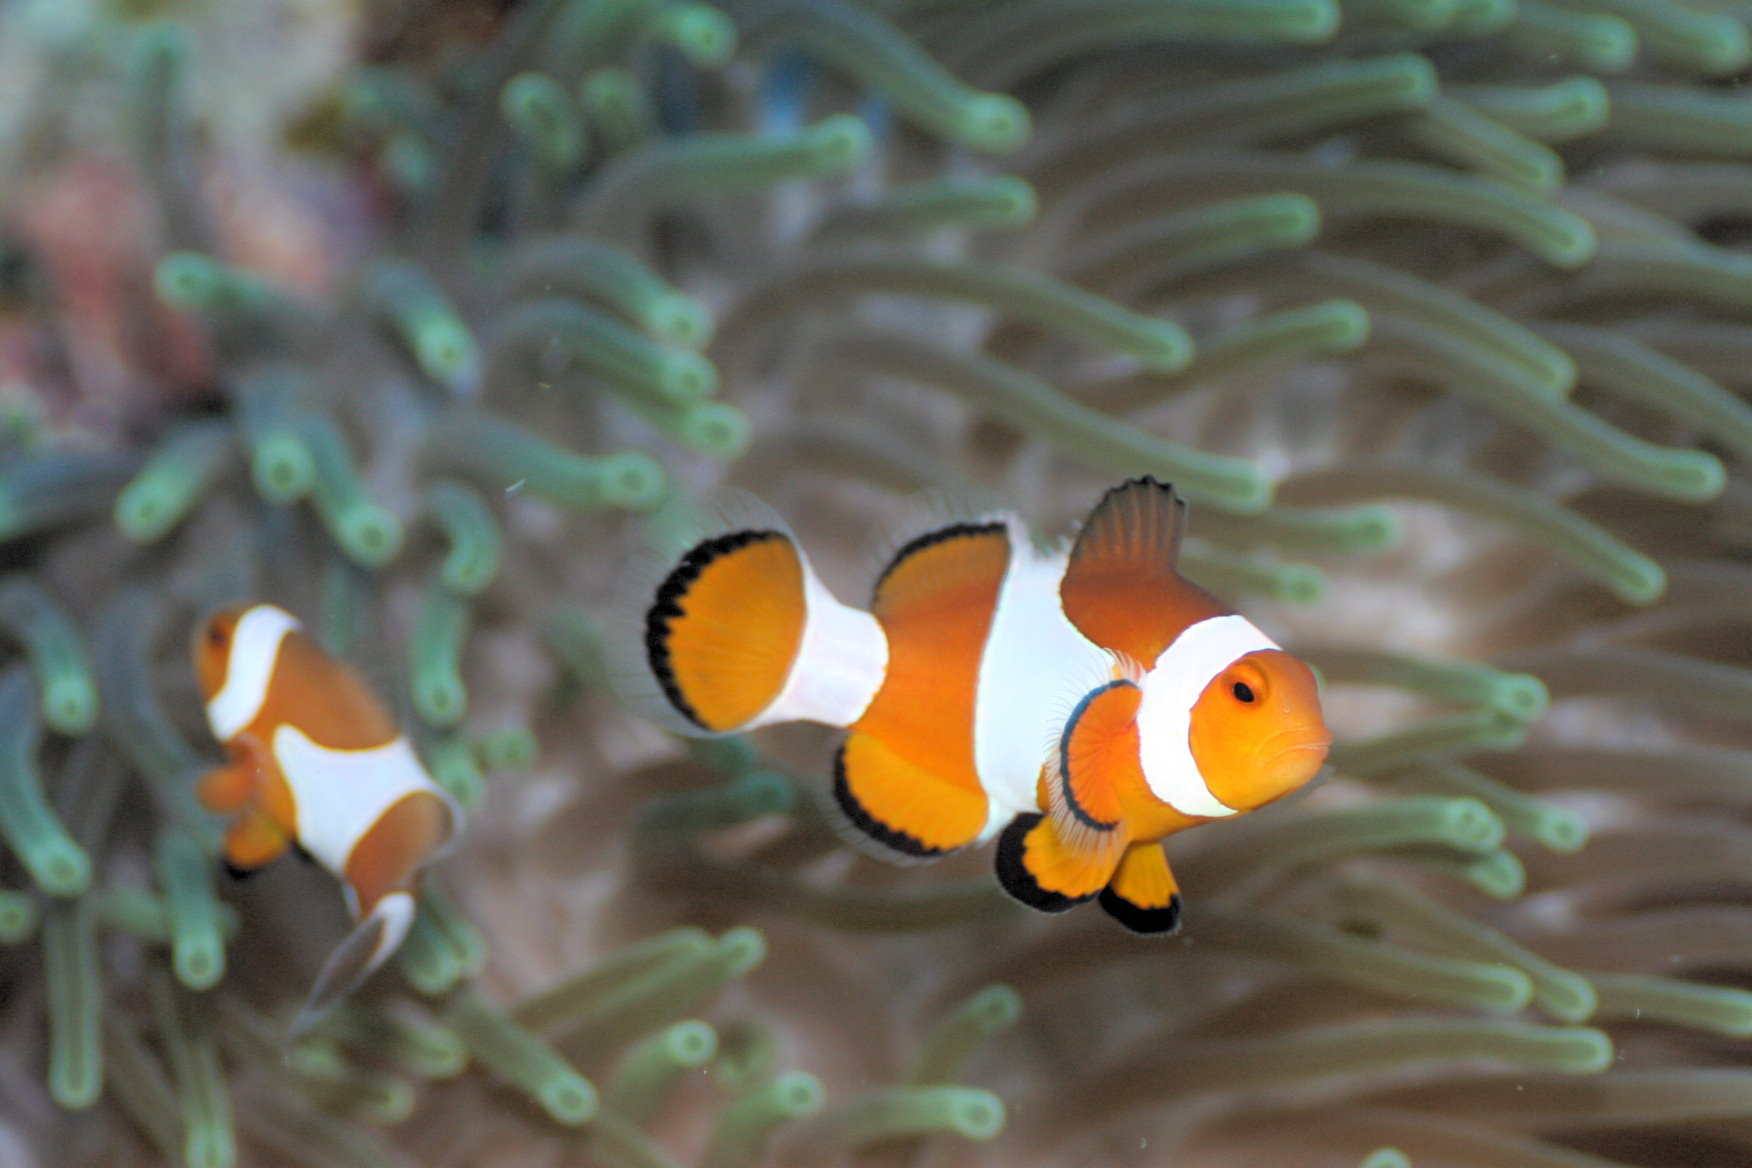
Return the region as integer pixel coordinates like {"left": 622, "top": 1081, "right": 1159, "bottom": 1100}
{"left": 2, "top": 0, "right": 1752, "bottom": 1166}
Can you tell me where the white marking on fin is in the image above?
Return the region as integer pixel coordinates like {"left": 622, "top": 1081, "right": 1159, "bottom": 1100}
{"left": 272, "top": 728, "right": 455, "bottom": 877}
{"left": 205, "top": 605, "right": 300, "bottom": 742}
{"left": 1136, "top": 615, "right": 1280, "bottom": 818}
{"left": 288, "top": 889, "right": 417, "bottom": 1041}
{"left": 973, "top": 527, "right": 1110, "bottom": 841}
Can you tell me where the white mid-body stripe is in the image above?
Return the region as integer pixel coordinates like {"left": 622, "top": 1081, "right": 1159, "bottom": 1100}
{"left": 1136, "top": 615, "right": 1281, "bottom": 818}
{"left": 972, "top": 529, "right": 1109, "bottom": 840}
{"left": 753, "top": 557, "right": 889, "bottom": 730}
{"left": 205, "top": 605, "right": 300, "bottom": 741}
{"left": 273, "top": 726, "right": 454, "bottom": 878}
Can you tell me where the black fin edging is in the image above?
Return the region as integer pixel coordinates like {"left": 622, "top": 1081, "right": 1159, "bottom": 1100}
{"left": 644, "top": 528, "right": 784, "bottom": 731}
{"left": 222, "top": 858, "right": 263, "bottom": 881}
{"left": 1057, "top": 680, "right": 1131, "bottom": 832}
{"left": 1099, "top": 887, "right": 1183, "bottom": 935}
{"left": 993, "top": 813, "right": 1095, "bottom": 914}
{"left": 832, "top": 745, "right": 948, "bottom": 860}
{"left": 872, "top": 520, "right": 1008, "bottom": 603}
{"left": 1071, "top": 476, "right": 1186, "bottom": 567}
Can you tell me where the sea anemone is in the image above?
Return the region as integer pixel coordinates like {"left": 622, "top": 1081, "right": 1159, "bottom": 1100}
{"left": 1, "top": 0, "right": 1750, "bottom": 1166}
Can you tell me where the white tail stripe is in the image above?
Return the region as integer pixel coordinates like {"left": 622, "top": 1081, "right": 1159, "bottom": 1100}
{"left": 364, "top": 890, "right": 417, "bottom": 968}
{"left": 750, "top": 559, "right": 888, "bottom": 729}
{"left": 205, "top": 605, "right": 300, "bottom": 742}
{"left": 1136, "top": 615, "right": 1280, "bottom": 819}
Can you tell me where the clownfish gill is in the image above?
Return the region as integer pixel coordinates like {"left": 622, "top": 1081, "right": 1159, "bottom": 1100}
{"left": 618, "top": 477, "right": 1331, "bottom": 934}
{"left": 192, "top": 603, "right": 461, "bottom": 1035}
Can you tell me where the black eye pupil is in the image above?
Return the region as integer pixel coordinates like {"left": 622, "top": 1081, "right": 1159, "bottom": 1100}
{"left": 1233, "top": 682, "right": 1256, "bottom": 703}
{"left": 208, "top": 627, "right": 225, "bottom": 646}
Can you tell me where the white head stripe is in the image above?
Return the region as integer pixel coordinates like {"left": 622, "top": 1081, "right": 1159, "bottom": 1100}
{"left": 205, "top": 605, "right": 301, "bottom": 741}
{"left": 1136, "top": 615, "right": 1281, "bottom": 819}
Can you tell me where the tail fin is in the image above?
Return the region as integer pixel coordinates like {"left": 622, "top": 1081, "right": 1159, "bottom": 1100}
{"left": 613, "top": 491, "right": 888, "bottom": 735}
{"left": 288, "top": 889, "right": 416, "bottom": 1041}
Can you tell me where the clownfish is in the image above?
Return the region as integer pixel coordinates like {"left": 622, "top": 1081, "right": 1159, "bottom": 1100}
{"left": 621, "top": 477, "right": 1330, "bottom": 933}
{"left": 193, "top": 603, "right": 461, "bottom": 1032}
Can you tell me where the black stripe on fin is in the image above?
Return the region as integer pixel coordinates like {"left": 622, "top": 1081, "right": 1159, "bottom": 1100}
{"left": 643, "top": 529, "right": 785, "bottom": 731}
{"left": 832, "top": 744, "right": 948, "bottom": 860}
{"left": 1099, "top": 888, "right": 1183, "bottom": 935}
{"left": 1057, "top": 680, "right": 1130, "bottom": 833}
{"left": 993, "top": 813, "right": 1093, "bottom": 913}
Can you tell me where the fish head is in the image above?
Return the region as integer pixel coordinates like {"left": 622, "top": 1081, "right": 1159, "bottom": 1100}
{"left": 192, "top": 606, "right": 250, "bottom": 702}
{"left": 1187, "top": 648, "right": 1330, "bottom": 813}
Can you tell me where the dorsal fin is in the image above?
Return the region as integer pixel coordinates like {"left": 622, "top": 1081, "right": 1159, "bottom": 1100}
{"left": 1069, "top": 477, "right": 1187, "bottom": 578}
{"left": 1060, "top": 478, "right": 1227, "bottom": 662}
{"left": 871, "top": 519, "right": 1012, "bottom": 621}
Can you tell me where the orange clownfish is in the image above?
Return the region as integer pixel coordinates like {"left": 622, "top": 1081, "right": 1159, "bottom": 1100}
{"left": 623, "top": 477, "right": 1330, "bottom": 933}
{"left": 193, "top": 603, "right": 461, "bottom": 1031}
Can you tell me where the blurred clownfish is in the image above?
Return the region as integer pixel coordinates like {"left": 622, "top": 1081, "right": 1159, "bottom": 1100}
{"left": 193, "top": 603, "right": 461, "bottom": 1034}
{"left": 621, "top": 477, "right": 1330, "bottom": 933}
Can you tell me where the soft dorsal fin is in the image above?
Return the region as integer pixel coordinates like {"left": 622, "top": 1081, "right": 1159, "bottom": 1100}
{"left": 1060, "top": 478, "right": 1227, "bottom": 661}
{"left": 871, "top": 519, "right": 1012, "bottom": 621}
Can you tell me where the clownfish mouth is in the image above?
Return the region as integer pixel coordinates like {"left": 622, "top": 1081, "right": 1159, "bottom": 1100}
{"left": 1257, "top": 726, "right": 1334, "bottom": 762}
{"left": 1254, "top": 731, "right": 1333, "bottom": 795}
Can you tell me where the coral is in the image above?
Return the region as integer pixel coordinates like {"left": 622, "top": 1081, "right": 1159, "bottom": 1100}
{"left": 1, "top": 0, "right": 1752, "bottom": 1166}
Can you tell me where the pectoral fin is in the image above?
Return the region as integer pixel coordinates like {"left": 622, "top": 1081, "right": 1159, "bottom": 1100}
{"left": 993, "top": 812, "right": 1126, "bottom": 913}
{"left": 220, "top": 808, "right": 290, "bottom": 875}
{"left": 1050, "top": 679, "right": 1142, "bottom": 837}
{"left": 197, "top": 760, "right": 256, "bottom": 815}
{"left": 1098, "top": 842, "right": 1182, "bottom": 934}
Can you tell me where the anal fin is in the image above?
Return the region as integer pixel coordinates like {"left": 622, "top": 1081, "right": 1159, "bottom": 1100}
{"left": 833, "top": 731, "right": 988, "bottom": 859}
{"left": 1099, "top": 842, "right": 1182, "bottom": 934}
{"left": 994, "top": 812, "right": 1126, "bottom": 913}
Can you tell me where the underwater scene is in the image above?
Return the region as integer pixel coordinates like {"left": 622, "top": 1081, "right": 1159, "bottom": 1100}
{"left": 1, "top": 0, "right": 1752, "bottom": 1165}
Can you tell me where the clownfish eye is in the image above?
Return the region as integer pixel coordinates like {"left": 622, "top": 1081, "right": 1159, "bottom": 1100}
{"left": 206, "top": 624, "right": 227, "bottom": 648}
{"left": 1232, "top": 681, "right": 1256, "bottom": 704}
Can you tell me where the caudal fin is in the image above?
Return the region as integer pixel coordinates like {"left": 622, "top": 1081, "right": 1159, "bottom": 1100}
{"left": 288, "top": 890, "right": 417, "bottom": 1041}
{"left": 614, "top": 491, "right": 887, "bottom": 735}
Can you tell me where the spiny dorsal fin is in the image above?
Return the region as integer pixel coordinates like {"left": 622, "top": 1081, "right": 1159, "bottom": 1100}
{"left": 1060, "top": 478, "right": 1227, "bottom": 662}
{"left": 1067, "top": 477, "right": 1187, "bottom": 579}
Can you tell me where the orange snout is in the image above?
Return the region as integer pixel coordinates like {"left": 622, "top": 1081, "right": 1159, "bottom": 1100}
{"left": 1188, "top": 649, "right": 1331, "bottom": 813}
